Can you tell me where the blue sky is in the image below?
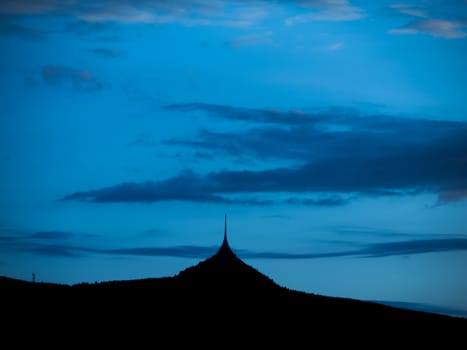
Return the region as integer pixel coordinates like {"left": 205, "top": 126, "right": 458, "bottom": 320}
{"left": 1, "top": 0, "right": 467, "bottom": 318}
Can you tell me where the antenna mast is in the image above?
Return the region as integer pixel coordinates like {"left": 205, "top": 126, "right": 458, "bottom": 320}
{"left": 224, "top": 213, "right": 227, "bottom": 241}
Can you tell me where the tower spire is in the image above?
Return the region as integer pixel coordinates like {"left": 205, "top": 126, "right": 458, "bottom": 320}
{"left": 218, "top": 213, "right": 233, "bottom": 254}
{"left": 224, "top": 213, "right": 227, "bottom": 241}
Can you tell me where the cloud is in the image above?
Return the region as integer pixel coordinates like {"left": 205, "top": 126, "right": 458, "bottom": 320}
{"left": 387, "top": 1, "right": 467, "bottom": 39}
{"left": 89, "top": 48, "right": 121, "bottom": 57}
{"left": 162, "top": 102, "right": 317, "bottom": 125}
{"left": 226, "top": 31, "right": 273, "bottom": 48}
{"left": 0, "top": 229, "right": 97, "bottom": 257}
{"left": 67, "top": 103, "right": 467, "bottom": 205}
{"left": 28, "top": 231, "right": 74, "bottom": 240}
{"left": 63, "top": 20, "right": 118, "bottom": 36}
{"left": 285, "top": 0, "right": 365, "bottom": 24}
{"left": 102, "top": 245, "right": 218, "bottom": 258}
{"left": 61, "top": 172, "right": 274, "bottom": 205}
{"left": 3, "top": 226, "right": 466, "bottom": 260}
{"left": 389, "top": 19, "right": 467, "bottom": 38}
{"left": 61, "top": 168, "right": 353, "bottom": 206}
{"left": 0, "top": 19, "right": 45, "bottom": 39}
{"left": 437, "top": 189, "right": 467, "bottom": 205}
{"left": 389, "top": 4, "right": 427, "bottom": 18}
{"left": 281, "top": 196, "right": 351, "bottom": 206}
{"left": 357, "top": 238, "right": 467, "bottom": 257}
{"left": 0, "top": 0, "right": 367, "bottom": 29}
{"left": 97, "top": 237, "right": 467, "bottom": 259}
{"left": 42, "top": 64, "right": 105, "bottom": 92}
{"left": 0, "top": 0, "right": 60, "bottom": 15}
{"left": 242, "top": 237, "right": 467, "bottom": 259}
{"left": 0, "top": 0, "right": 269, "bottom": 27}
{"left": 326, "top": 42, "right": 344, "bottom": 51}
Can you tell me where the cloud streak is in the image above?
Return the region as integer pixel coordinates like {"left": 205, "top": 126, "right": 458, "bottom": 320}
{"left": 390, "top": 19, "right": 467, "bottom": 39}
{"left": 42, "top": 64, "right": 105, "bottom": 92}
{"left": 0, "top": 0, "right": 268, "bottom": 27}
{"left": 226, "top": 31, "right": 273, "bottom": 48}
{"left": 387, "top": 1, "right": 467, "bottom": 39}
{"left": 0, "top": 0, "right": 365, "bottom": 27}
{"left": 95, "top": 237, "right": 467, "bottom": 259}
{"left": 0, "top": 230, "right": 97, "bottom": 257}
{"left": 3, "top": 228, "right": 467, "bottom": 260}
{"left": 285, "top": 0, "right": 365, "bottom": 24}
{"left": 0, "top": 19, "right": 45, "bottom": 39}
{"left": 89, "top": 48, "right": 121, "bottom": 58}
{"left": 162, "top": 102, "right": 325, "bottom": 125}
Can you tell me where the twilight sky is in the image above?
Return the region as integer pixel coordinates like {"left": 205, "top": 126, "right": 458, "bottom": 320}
{"left": 1, "top": 0, "right": 467, "bottom": 318}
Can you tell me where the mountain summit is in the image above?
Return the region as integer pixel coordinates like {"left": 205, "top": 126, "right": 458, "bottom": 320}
{"left": 173, "top": 214, "right": 282, "bottom": 295}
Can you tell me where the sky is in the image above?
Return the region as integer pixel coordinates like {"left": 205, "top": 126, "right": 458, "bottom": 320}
{"left": 1, "top": 0, "right": 467, "bottom": 318}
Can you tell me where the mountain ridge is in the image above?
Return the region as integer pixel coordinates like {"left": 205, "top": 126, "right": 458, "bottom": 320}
{"left": 2, "top": 227, "right": 466, "bottom": 346}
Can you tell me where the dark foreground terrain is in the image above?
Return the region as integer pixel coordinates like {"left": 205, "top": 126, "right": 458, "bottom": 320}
{"left": 2, "top": 237, "right": 466, "bottom": 346}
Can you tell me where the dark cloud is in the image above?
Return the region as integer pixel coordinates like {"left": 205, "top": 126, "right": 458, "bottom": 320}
{"left": 0, "top": 0, "right": 268, "bottom": 27}
{"left": 102, "top": 245, "right": 217, "bottom": 258}
{"left": 77, "top": 104, "right": 467, "bottom": 205}
{"left": 0, "top": 18, "right": 45, "bottom": 39}
{"left": 24, "top": 244, "right": 83, "bottom": 257}
{"left": 225, "top": 31, "right": 273, "bottom": 48}
{"left": 159, "top": 103, "right": 467, "bottom": 204}
{"left": 63, "top": 20, "right": 117, "bottom": 36}
{"left": 162, "top": 102, "right": 322, "bottom": 126}
{"left": 359, "top": 238, "right": 467, "bottom": 257}
{"left": 61, "top": 172, "right": 274, "bottom": 205}
{"left": 61, "top": 169, "right": 355, "bottom": 206}
{"left": 242, "top": 238, "right": 467, "bottom": 259}
{"left": 89, "top": 48, "right": 120, "bottom": 57}
{"left": 2, "top": 226, "right": 466, "bottom": 260}
{"left": 28, "top": 231, "right": 74, "bottom": 240}
{"left": 281, "top": 196, "right": 351, "bottom": 206}
{"left": 42, "top": 64, "right": 105, "bottom": 92}
{"left": 0, "top": 229, "right": 96, "bottom": 257}
{"left": 69, "top": 104, "right": 467, "bottom": 205}
{"left": 5, "top": 231, "right": 466, "bottom": 260}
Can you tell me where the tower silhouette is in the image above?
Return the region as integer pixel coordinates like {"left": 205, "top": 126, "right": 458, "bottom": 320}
{"left": 218, "top": 213, "right": 234, "bottom": 256}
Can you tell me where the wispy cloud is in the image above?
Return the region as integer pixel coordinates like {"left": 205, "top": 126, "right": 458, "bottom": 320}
{"left": 0, "top": 0, "right": 269, "bottom": 27}
{"left": 286, "top": 0, "right": 365, "bottom": 24}
{"left": 0, "top": 19, "right": 45, "bottom": 39}
{"left": 226, "top": 31, "right": 273, "bottom": 48}
{"left": 387, "top": 1, "right": 467, "bottom": 39}
{"left": 162, "top": 102, "right": 315, "bottom": 125}
{"left": 0, "top": 0, "right": 366, "bottom": 29}
{"left": 62, "top": 20, "right": 118, "bottom": 36}
{"left": 389, "top": 4, "right": 427, "bottom": 18}
{"left": 89, "top": 48, "right": 121, "bottom": 58}
{"left": 61, "top": 171, "right": 275, "bottom": 205}
{"left": 42, "top": 64, "right": 105, "bottom": 92}
{"left": 0, "top": 229, "right": 97, "bottom": 257}
{"left": 389, "top": 19, "right": 467, "bottom": 39}
{"left": 95, "top": 237, "right": 467, "bottom": 259}
{"left": 3, "top": 228, "right": 467, "bottom": 260}
{"left": 326, "top": 41, "right": 344, "bottom": 51}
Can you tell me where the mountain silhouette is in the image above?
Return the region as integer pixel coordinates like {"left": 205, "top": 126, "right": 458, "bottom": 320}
{"left": 172, "top": 216, "right": 281, "bottom": 295}
{"left": 2, "top": 217, "right": 466, "bottom": 346}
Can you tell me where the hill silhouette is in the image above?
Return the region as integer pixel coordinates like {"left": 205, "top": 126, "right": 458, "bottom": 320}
{"left": 2, "top": 219, "right": 466, "bottom": 346}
